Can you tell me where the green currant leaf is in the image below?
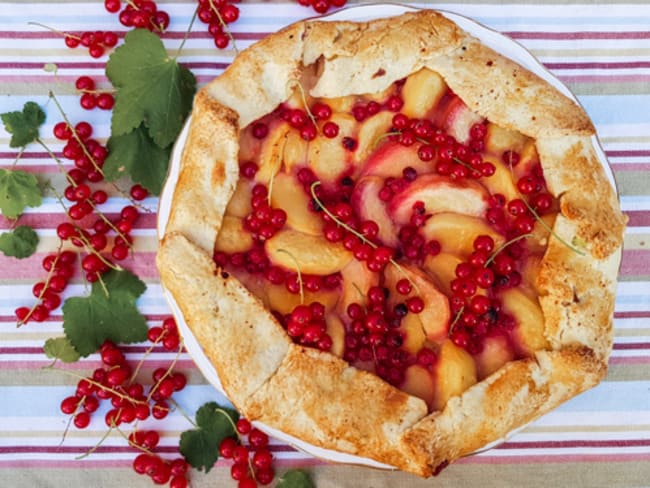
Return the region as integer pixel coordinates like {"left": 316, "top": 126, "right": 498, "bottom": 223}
{"left": 62, "top": 269, "right": 147, "bottom": 356}
{"left": 0, "top": 169, "right": 43, "bottom": 219}
{"left": 103, "top": 124, "right": 170, "bottom": 195}
{"left": 106, "top": 28, "right": 196, "bottom": 148}
{"left": 277, "top": 470, "right": 314, "bottom": 488}
{"left": 43, "top": 336, "right": 81, "bottom": 363}
{"left": 179, "top": 401, "right": 239, "bottom": 473}
{"left": 0, "top": 225, "right": 39, "bottom": 258}
{"left": 1, "top": 101, "right": 46, "bottom": 148}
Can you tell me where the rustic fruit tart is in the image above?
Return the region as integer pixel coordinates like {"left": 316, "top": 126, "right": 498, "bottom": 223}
{"left": 157, "top": 9, "right": 626, "bottom": 477}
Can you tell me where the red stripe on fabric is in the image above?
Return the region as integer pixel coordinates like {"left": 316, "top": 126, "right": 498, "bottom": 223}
{"left": 0, "top": 457, "right": 318, "bottom": 468}
{"left": 0, "top": 443, "right": 296, "bottom": 454}
{"left": 0, "top": 359, "right": 197, "bottom": 370}
{"left": 0, "top": 30, "right": 266, "bottom": 41}
{"left": 0, "top": 314, "right": 171, "bottom": 323}
{"left": 506, "top": 31, "right": 650, "bottom": 40}
{"left": 497, "top": 439, "right": 650, "bottom": 449}
{"left": 0, "top": 61, "right": 228, "bottom": 70}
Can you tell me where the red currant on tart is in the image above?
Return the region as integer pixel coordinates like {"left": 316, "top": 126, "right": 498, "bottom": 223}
{"left": 158, "top": 10, "right": 626, "bottom": 477}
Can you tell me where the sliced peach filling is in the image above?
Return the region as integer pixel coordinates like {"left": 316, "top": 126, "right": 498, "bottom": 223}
{"left": 214, "top": 67, "right": 556, "bottom": 412}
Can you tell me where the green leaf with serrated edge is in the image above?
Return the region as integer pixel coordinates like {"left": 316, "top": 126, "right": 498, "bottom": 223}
{"left": 43, "top": 336, "right": 81, "bottom": 363}
{"left": 179, "top": 401, "right": 239, "bottom": 473}
{"left": 0, "top": 225, "right": 39, "bottom": 258}
{"left": 0, "top": 169, "right": 43, "bottom": 219}
{"left": 106, "top": 29, "right": 196, "bottom": 148}
{"left": 277, "top": 469, "right": 314, "bottom": 488}
{"left": 62, "top": 269, "right": 147, "bottom": 356}
{"left": 0, "top": 101, "right": 46, "bottom": 147}
{"left": 103, "top": 124, "right": 170, "bottom": 195}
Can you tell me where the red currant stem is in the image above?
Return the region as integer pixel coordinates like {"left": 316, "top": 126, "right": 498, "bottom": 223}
{"left": 48, "top": 187, "right": 122, "bottom": 275}
{"left": 351, "top": 282, "right": 367, "bottom": 311}
{"left": 16, "top": 241, "right": 64, "bottom": 327}
{"left": 75, "top": 425, "right": 115, "bottom": 460}
{"left": 77, "top": 88, "right": 117, "bottom": 95}
{"left": 309, "top": 180, "right": 421, "bottom": 294}
{"left": 506, "top": 162, "right": 586, "bottom": 256}
{"left": 214, "top": 407, "right": 240, "bottom": 437}
{"left": 372, "top": 131, "right": 401, "bottom": 150}
{"left": 275, "top": 248, "right": 304, "bottom": 304}
{"left": 168, "top": 398, "right": 197, "bottom": 427}
{"left": 114, "top": 425, "right": 156, "bottom": 455}
{"left": 524, "top": 194, "right": 586, "bottom": 256}
{"left": 175, "top": 6, "right": 199, "bottom": 58}
{"left": 266, "top": 133, "right": 288, "bottom": 205}
{"left": 10, "top": 147, "right": 25, "bottom": 167}
{"left": 38, "top": 142, "right": 81, "bottom": 193}
{"left": 49, "top": 366, "right": 149, "bottom": 406}
{"left": 452, "top": 157, "right": 475, "bottom": 171}
{"left": 146, "top": 340, "right": 184, "bottom": 403}
{"left": 286, "top": 79, "right": 317, "bottom": 129}
{"left": 483, "top": 233, "right": 534, "bottom": 268}
{"left": 448, "top": 305, "right": 465, "bottom": 335}
{"left": 128, "top": 329, "right": 168, "bottom": 384}
{"left": 48, "top": 91, "right": 141, "bottom": 215}
{"left": 208, "top": 0, "right": 239, "bottom": 54}
{"left": 27, "top": 21, "right": 80, "bottom": 41}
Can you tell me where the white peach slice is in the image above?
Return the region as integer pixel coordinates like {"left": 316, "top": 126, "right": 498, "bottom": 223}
{"left": 336, "top": 258, "right": 379, "bottom": 316}
{"left": 421, "top": 212, "right": 504, "bottom": 257}
{"left": 484, "top": 122, "right": 529, "bottom": 157}
{"left": 354, "top": 111, "right": 395, "bottom": 165}
{"left": 423, "top": 252, "right": 464, "bottom": 296}
{"left": 388, "top": 174, "right": 490, "bottom": 226}
{"left": 269, "top": 172, "right": 322, "bottom": 235}
{"left": 326, "top": 313, "right": 346, "bottom": 358}
{"left": 361, "top": 142, "right": 432, "bottom": 179}
{"left": 384, "top": 263, "right": 450, "bottom": 344}
{"left": 401, "top": 68, "right": 448, "bottom": 119}
{"left": 402, "top": 364, "right": 436, "bottom": 409}
{"left": 398, "top": 313, "right": 427, "bottom": 355}
{"left": 265, "top": 229, "right": 353, "bottom": 275}
{"left": 214, "top": 215, "right": 254, "bottom": 254}
{"left": 432, "top": 339, "right": 477, "bottom": 411}
{"left": 475, "top": 334, "right": 515, "bottom": 380}
{"left": 255, "top": 122, "right": 291, "bottom": 184}
{"left": 266, "top": 285, "right": 338, "bottom": 316}
{"left": 437, "top": 95, "right": 484, "bottom": 144}
{"left": 480, "top": 155, "right": 519, "bottom": 202}
{"left": 528, "top": 212, "right": 557, "bottom": 254}
{"left": 225, "top": 180, "right": 252, "bottom": 218}
{"left": 281, "top": 129, "right": 309, "bottom": 175}
{"left": 351, "top": 176, "right": 399, "bottom": 247}
{"left": 500, "top": 287, "right": 549, "bottom": 355}
{"left": 309, "top": 113, "right": 356, "bottom": 184}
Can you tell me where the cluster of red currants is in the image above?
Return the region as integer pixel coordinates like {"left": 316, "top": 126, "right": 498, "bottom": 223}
{"left": 64, "top": 30, "right": 118, "bottom": 58}
{"left": 196, "top": 0, "right": 240, "bottom": 49}
{"left": 219, "top": 418, "right": 275, "bottom": 487}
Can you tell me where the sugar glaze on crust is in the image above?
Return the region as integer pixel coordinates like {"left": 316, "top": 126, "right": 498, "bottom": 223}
{"left": 157, "top": 10, "right": 626, "bottom": 477}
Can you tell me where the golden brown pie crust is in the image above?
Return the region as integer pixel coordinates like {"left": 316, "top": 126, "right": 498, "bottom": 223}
{"left": 157, "top": 10, "right": 626, "bottom": 477}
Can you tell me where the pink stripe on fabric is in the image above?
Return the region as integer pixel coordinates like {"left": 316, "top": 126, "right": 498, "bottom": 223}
{"left": 0, "top": 30, "right": 266, "bottom": 41}
{"left": 609, "top": 356, "right": 650, "bottom": 365}
{"left": 0, "top": 252, "right": 159, "bottom": 280}
{"left": 506, "top": 31, "right": 650, "bottom": 40}
{"left": 0, "top": 359, "right": 197, "bottom": 370}
{"left": 0, "top": 444, "right": 297, "bottom": 455}
{"left": 459, "top": 453, "right": 650, "bottom": 464}
{"left": 0, "top": 61, "right": 228, "bottom": 70}
{"left": 0, "top": 457, "right": 319, "bottom": 469}
{"left": 625, "top": 211, "right": 650, "bottom": 226}
{"left": 0, "top": 314, "right": 172, "bottom": 323}
{"left": 608, "top": 150, "right": 650, "bottom": 158}
{"left": 615, "top": 311, "right": 650, "bottom": 318}
{"left": 611, "top": 163, "right": 650, "bottom": 171}
{"left": 0, "top": 213, "right": 158, "bottom": 230}
{"left": 620, "top": 249, "right": 650, "bottom": 276}
{"left": 497, "top": 439, "right": 650, "bottom": 449}
{"left": 556, "top": 75, "right": 650, "bottom": 84}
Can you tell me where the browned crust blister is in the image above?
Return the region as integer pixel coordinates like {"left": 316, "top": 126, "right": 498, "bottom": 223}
{"left": 156, "top": 10, "right": 626, "bottom": 477}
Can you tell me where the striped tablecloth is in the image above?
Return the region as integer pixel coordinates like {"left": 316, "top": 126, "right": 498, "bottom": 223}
{"left": 1, "top": 2, "right": 649, "bottom": 487}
